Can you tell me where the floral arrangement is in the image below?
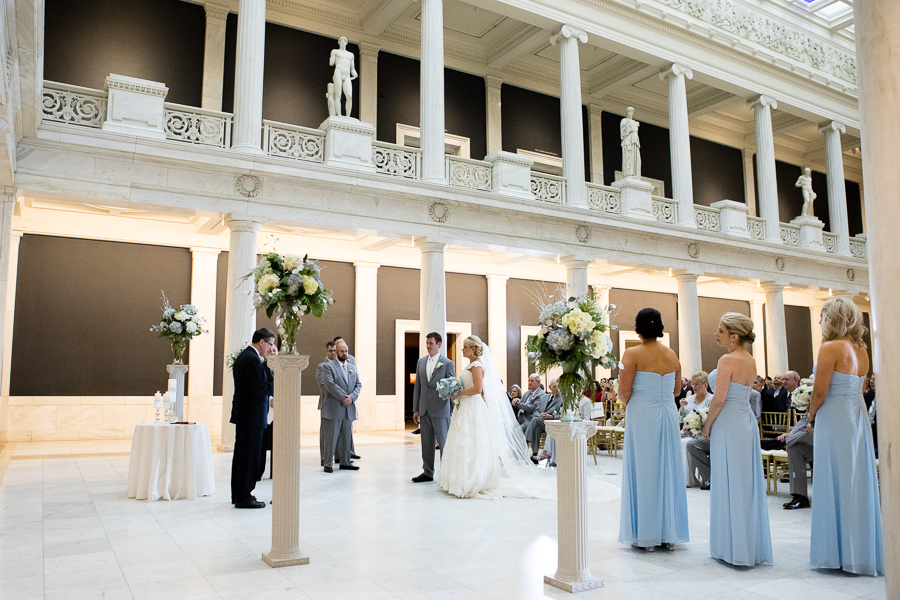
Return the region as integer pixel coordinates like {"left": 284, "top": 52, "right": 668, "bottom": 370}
{"left": 683, "top": 407, "right": 709, "bottom": 439}
{"left": 150, "top": 292, "right": 205, "bottom": 364}
{"left": 791, "top": 378, "right": 814, "bottom": 412}
{"left": 437, "top": 377, "right": 464, "bottom": 408}
{"left": 526, "top": 291, "right": 619, "bottom": 421}
{"left": 245, "top": 252, "right": 333, "bottom": 354}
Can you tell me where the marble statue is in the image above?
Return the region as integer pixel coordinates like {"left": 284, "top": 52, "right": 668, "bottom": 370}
{"left": 795, "top": 167, "right": 817, "bottom": 217}
{"left": 620, "top": 107, "right": 641, "bottom": 178}
{"left": 327, "top": 83, "right": 337, "bottom": 118}
{"left": 329, "top": 37, "right": 357, "bottom": 117}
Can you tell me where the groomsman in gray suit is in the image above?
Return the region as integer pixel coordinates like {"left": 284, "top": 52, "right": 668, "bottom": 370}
{"left": 513, "top": 374, "right": 548, "bottom": 432}
{"left": 686, "top": 438, "right": 710, "bottom": 489}
{"left": 525, "top": 378, "right": 563, "bottom": 457}
{"left": 321, "top": 340, "right": 361, "bottom": 473}
{"left": 778, "top": 413, "right": 813, "bottom": 509}
{"left": 411, "top": 332, "right": 456, "bottom": 483}
{"left": 333, "top": 336, "right": 360, "bottom": 460}
{"left": 317, "top": 341, "right": 337, "bottom": 466}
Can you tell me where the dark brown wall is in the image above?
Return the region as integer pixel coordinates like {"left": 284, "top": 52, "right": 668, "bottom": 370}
{"left": 505, "top": 278, "right": 566, "bottom": 388}
{"left": 11, "top": 236, "right": 192, "bottom": 395}
{"left": 376, "top": 267, "right": 419, "bottom": 395}
{"left": 785, "top": 305, "right": 814, "bottom": 378}
{"left": 698, "top": 297, "right": 751, "bottom": 373}
{"left": 44, "top": 0, "right": 206, "bottom": 106}
{"left": 690, "top": 137, "right": 745, "bottom": 207}
{"left": 770, "top": 159, "right": 831, "bottom": 230}
{"left": 609, "top": 289, "right": 679, "bottom": 363}
{"left": 447, "top": 273, "right": 488, "bottom": 341}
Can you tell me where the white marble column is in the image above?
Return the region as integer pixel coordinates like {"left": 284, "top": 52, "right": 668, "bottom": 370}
{"left": 661, "top": 64, "right": 696, "bottom": 228}
{"left": 742, "top": 148, "right": 757, "bottom": 217}
{"left": 750, "top": 300, "right": 766, "bottom": 377}
{"left": 551, "top": 25, "right": 589, "bottom": 209}
{"left": 810, "top": 305, "right": 823, "bottom": 364}
{"left": 563, "top": 257, "right": 589, "bottom": 299}
{"left": 359, "top": 43, "right": 380, "bottom": 128}
{"left": 544, "top": 420, "right": 603, "bottom": 593}
{"left": 219, "top": 217, "right": 262, "bottom": 451}
{"left": 231, "top": 0, "right": 266, "bottom": 153}
{"left": 188, "top": 248, "right": 220, "bottom": 421}
{"left": 485, "top": 76, "right": 503, "bottom": 155}
{"left": 588, "top": 104, "right": 604, "bottom": 185}
{"left": 761, "top": 283, "right": 788, "bottom": 377}
{"left": 819, "top": 121, "right": 852, "bottom": 256}
{"left": 418, "top": 240, "right": 447, "bottom": 357}
{"left": 487, "top": 274, "right": 508, "bottom": 385}
{"left": 749, "top": 96, "right": 782, "bottom": 243}
{"left": 675, "top": 273, "right": 703, "bottom": 376}
{"left": 262, "top": 354, "right": 310, "bottom": 568}
{"left": 354, "top": 262, "right": 379, "bottom": 429}
{"left": 0, "top": 191, "right": 16, "bottom": 399}
{"left": 202, "top": 3, "right": 229, "bottom": 111}
{"left": 420, "top": 0, "right": 446, "bottom": 184}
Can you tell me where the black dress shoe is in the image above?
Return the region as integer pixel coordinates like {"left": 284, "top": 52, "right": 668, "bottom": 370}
{"left": 234, "top": 500, "right": 265, "bottom": 509}
{"left": 412, "top": 429, "right": 421, "bottom": 435}
{"left": 339, "top": 464, "right": 359, "bottom": 470}
{"left": 412, "top": 473, "right": 433, "bottom": 483}
{"left": 350, "top": 454, "right": 361, "bottom": 459}
{"left": 323, "top": 466, "right": 333, "bottom": 473}
{"left": 700, "top": 484, "right": 710, "bottom": 490}
{"left": 530, "top": 455, "right": 539, "bottom": 464}
{"left": 784, "top": 496, "right": 810, "bottom": 510}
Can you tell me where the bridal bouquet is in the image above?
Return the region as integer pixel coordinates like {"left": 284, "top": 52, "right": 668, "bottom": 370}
{"left": 683, "top": 407, "right": 709, "bottom": 439}
{"left": 245, "top": 253, "right": 333, "bottom": 354}
{"left": 791, "top": 378, "right": 814, "bottom": 412}
{"left": 150, "top": 292, "right": 205, "bottom": 364}
{"left": 526, "top": 291, "right": 619, "bottom": 421}
{"left": 437, "top": 377, "right": 463, "bottom": 408}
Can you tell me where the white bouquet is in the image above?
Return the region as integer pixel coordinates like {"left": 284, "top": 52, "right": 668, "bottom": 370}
{"left": 683, "top": 407, "right": 709, "bottom": 439}
{"left": 791, "top": 378, "right": 814, "bottom": 412}
{"left": 150, "top": 292, "right": 205, "bottom": 364}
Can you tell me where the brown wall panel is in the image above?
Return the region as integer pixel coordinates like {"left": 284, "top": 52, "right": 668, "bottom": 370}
{"left": 785, "top": 305, "right": 814, "bottom": 378}
{"left": 698, "top": 297, "right": 751, "bottom": 373}
{"left": 376, "top": 267, "right": 419, "bottom": 395}
{"left": 609, "top": 289, "right": 680, "bottom": 364}
{"left": 505, "top": 278, "right": 566, "bottom": 389}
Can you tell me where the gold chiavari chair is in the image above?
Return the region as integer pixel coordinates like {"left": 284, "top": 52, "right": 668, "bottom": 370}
{"left": 759, "top": 411, "right": 789, "bottom": 439}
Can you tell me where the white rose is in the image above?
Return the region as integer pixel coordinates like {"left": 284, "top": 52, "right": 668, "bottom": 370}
{"left": 174, "top": 311, "right": 188, "bottom": 322}
{"left": 185, "top": 321, "right": 198, "bottom": 334}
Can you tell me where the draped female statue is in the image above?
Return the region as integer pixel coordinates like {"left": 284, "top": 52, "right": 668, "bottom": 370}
{"left": 620, "top": 107, "right": 642, "bottom": 178}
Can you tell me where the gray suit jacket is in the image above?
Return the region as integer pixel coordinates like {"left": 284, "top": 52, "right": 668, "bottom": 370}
{"left": 316, "top": 359, "right": 331, "bottom": 411}
{"left": 749, "top": 389, "right": 762, "bottom": 421}
{"left": 518, "top": 388, "right": 548, "bottom": 426}
{"left": 536, "top": 393, "right": 563, "bottom": 417}
{"left": 785, "top": 414, "right": 813, "bottom": 447}
{"left": 412, "top": 354, "right": 457, "bottom": 418}
{"left": 321, "top": 359, "right": 361, "bottom": 421}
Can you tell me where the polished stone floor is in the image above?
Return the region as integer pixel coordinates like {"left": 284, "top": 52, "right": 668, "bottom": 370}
{"left": 0, "top": 432, "right": 886, "bottom": 600}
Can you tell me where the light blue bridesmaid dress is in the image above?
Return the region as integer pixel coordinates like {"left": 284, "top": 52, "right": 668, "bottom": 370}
{"left": 619, "top": 371, "right": 689, "bottom": 547}
{"left": 708, "top": 369, "right": 773, "bottom": 565}
{"left": 810, "top": 372, "right": 884, "bottom": 575}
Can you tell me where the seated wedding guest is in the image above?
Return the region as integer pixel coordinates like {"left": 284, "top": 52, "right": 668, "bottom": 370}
{"left": 618, "top": 308, "right": 687, "bottom": 552}
{"left": 593, "top": 380, "right": 604, "bottom": 403}
{"left": 681, "top": 371, "right": 711, "bottom": 488}
{"left": 680, "top": 371, "right": 711, "bottom": 424}
{"left": 765, "top": 376, "right": 774, "bottom": 389}
{"left": 508, "top": 384, "right": 522, "bottom": 405}
{"left": 749, "top": 378, "right": 762, "bottom": 422}
{"left": 762, "top": 374, "right": 787, "bottom": 412}
{"left": 579, "top": 384, "right": 594, "bottom": 421}
{"left": 776, "top": 410, "right": 813, "bottom": 510}
{"left": 526, "top": 379, "right": 562, "bottom": 459}
{"left": 513, "top": 374, "right": 547, "bottom": 432}
{"left": 807, "top": 298, "right": 882, "bottom": 575}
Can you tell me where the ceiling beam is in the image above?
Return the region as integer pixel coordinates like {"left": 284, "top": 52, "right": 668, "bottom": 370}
{"left": 487, "top": 25, "right": 548, "bottom": 69}
{"left": 589, "top": 63, "right": 657, "bottom": 99}
{"left": 772, "top": 114, "right": 810, "bottom": 136}
{"left": 688, "top": 89, "right": 738, "bottom": 119}
{"left": 357, "top": 235, "right": 404, "bottom": 251}
{"left": 360, "top": 0, "right": 415, "bottom": 36}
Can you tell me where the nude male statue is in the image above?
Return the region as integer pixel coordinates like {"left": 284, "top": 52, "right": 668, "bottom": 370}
{"left": 795, "top": 167, "right": 817, "bottom": 217}
{"left": 329, "top": 37, "right": 357, "bottom": 117}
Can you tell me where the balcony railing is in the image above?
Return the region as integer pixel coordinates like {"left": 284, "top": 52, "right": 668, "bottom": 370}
{"left": 42, "top": 81, "right": 106, "bottom": 128}
{"left": 747, "top": 216, "right": 766, "bottom": 241}
{"left": 164, "top": 103, "right": 232, "bottom": 148}
{"left": 372, "top": 141, "right": 420, "bottom": 179}
{"left": 586, "top": 183, "right": 620, "bottom": 214}
{"left": 652, "top": 197, "right": 677, "bottom": 224}
{"left": 263, "top": 120, "right": 324, "bottom": 163}
{"left": 823, "top": 232, "right": 837, "bottom": 254}
{"left": 531, "top": 173, "right": 567, "bottom": 204}
{"left": 850, "top": 236, "right": 866, "bottom": 259}
{"left": 446, "top": 156, "right": 492, "bottom": 191}
{"left": 780, "top": 223, "right": 801, "bottom": 247}
{"left": 694, "top": 205, "right": 721, "bottom": 231}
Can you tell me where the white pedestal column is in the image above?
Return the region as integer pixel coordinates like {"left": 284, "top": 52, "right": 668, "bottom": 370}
{"left": 166, "top": 365, "right": 189, "bottom": 421}
{"left": 544, "top": 420, "right": 603, "bottom": 593}
{"left": 762, "top": 283, "right": 788, "bottom": 377}
{"left": 262, "top": 354, "right": 310, "bottom": 568}
{"left": 487, "top": 275, "right": 508, "bottom": 385}
{"left": 675, "top": 273, "right": 703, "bottom": 376}
{"left": 231, "top": 0, "right": 266, "bottom": 153}
{"left": 202, "top": 3, "right": 229, "bottom": 111}
{"left": 420, "top": 0, "right": 446, "bottom": 184}
{"left": 742, "top": 148, "right": 757, "bottom": 217}
{"left": 0, "top": 193, "right": 17, "bottom": 399}
{"left": 485, "top": 75, "right": 503, "bottom": 155}
{"left": 359, "top": 43, "right": 380, "bottom": 131}
{"left": 418, "top": 240, "right": 447, "bottom": 357}
{"left": 188, "top": 248, "right": 220, "bottom": 411}
{"left": 551, "top": 25, "right": 589, "bottom": 209}
{"left": 564, "top": 257, "right": 589, "bottom": 299}
{"left": 661, "top": 64, "right": 696, "bottom": 228}
{"left": 354, "top": 263, "right": 380, "bottom": 430}
{"left": 819, "top": 121, "right": 852, "bottom": 256}
{"left": 750, "top": 300, "right": 766, "bottom": 377}
{"left": 486, "top": 151, "right": 534, "bottom": 200}
{"left": 588, "top": 104, "right": 604, "bottom": 185}
{"left": 711, "top": 200, "right": 750, "bottom": 238}
{"left": 613, "top": 177, "right": 655, "bottom": 221}
{"left": 749, "top": 96, "right": 782, "bottom": 244}
{"left": 219, "top": 217, "right": 262, "bottom": 451}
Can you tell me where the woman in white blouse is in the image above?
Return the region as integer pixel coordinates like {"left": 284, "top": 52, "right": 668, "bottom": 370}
{"left": 681, "top": 371, "right": 712, "bottom": 486}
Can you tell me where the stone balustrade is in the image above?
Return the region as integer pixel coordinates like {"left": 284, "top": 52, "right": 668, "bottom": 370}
{"left": 165, "top": 103, "right": 232, "bottom": 148}
{"left": 42, "top": 81, "right": 107, "bottom": 128}
{"left": 263, "top": 120, "right": 325, "bottom": 163}
{"left": 652, "top": 196, "right": 678, "bottom": 224}
{"left": 372, "top": 141, "right": 420, "bottom": 179}
{"left": 531, "top": 172, "right": 568, "bottom": 204}
{"left": 446, "top": 156, "right": 492, "bottom": 191}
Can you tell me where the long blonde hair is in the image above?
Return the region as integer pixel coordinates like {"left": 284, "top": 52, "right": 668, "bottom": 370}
{"left": 821, "top": 297, "right": 867, "bottom": 346}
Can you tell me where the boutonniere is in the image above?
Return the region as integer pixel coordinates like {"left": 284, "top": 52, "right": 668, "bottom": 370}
{"left": 348, "top": 367, "right": 355, "bottom": 375}
{"left": 434, "top": 363, "right": 443, "bottom": 370}
{"left": 260, "top": 356, "right": 266, "bottom": 364}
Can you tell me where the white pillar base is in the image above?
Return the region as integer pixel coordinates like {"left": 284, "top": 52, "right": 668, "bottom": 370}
{"left": 612, "top": 177, "right": 655, "bottom": 221}
{"left": 791, "top": 215, "right": 826, "bottom": 252}
{"left": 544, "top": 575, "right": 604, "bottom": 594}
{"left": 319, "top": 117, "right": 376, "bottom": 172}
{"left": 166, "top": 364, "right": 189, "bottom": 421}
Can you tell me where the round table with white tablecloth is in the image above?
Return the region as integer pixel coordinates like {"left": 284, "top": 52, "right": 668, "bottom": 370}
{"left": 126, "top": 422, "right": 216, "bottom": 501}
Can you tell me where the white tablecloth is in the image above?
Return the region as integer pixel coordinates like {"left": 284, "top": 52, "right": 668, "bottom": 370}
{"left": 127, "top": 423, "right": 216, "bottom": 501}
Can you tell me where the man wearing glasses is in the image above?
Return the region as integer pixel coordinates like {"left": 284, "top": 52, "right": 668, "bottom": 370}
{"left": 230, "top": 328, "right": 276, "bottom": 508}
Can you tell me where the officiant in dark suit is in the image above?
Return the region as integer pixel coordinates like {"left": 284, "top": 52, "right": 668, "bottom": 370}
{"left": 230, "top": 328, "right": 276, "bottom": 509}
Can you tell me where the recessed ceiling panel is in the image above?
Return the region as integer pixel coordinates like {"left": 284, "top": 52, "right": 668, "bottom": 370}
{"left": 414, "top": 3, "right": 506, "bottom": 38}
{"left": 533, "top": 43, "right": 617, "bottom": 71}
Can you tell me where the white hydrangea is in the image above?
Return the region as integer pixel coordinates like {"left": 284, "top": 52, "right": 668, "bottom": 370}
{"left": 283, "top": 254, "right": 302, "bottom": 272}
{"left": 257, "top": 273, "right": 280, "bottom": 294}
{"left": 185, "top": 321, "right": 198, "bottom": 334}
{"left": 302, "top": 275, "right": 319, "bottom": 295}
{"left": 561, "top": 308, "right": 594, "bottom": 336}
{"left": 174, "top": 311, "right": 187, "bottom": 322}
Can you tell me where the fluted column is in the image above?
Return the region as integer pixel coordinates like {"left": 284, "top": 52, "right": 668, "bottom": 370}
{"left": 0, "top": 190, "right": 16, "bottom": 400}
{"left": 418, "top": 240, "right": 447, "bottom": 356}
{"left": 487, "top": 274, "right": 508, "bottom": 385}
{"left": 354, "top": 262, "right": 379, "bottom": 429}
{"left": 749, "top": 96, "right": 782, "bottom": 243}
{"left": 188, "top": 248, "right": 220, "bottom": 422}
{"left": 750, "top": 299, "right": 766, "bottom": 377}
{"left": 218, "top": 217, "right": 262, "bottom": 451}
{"left": 819, "top": 121, "right": 852, "bottom": 256}
{"left": 359, "top": 43, "right": 380, "bottom": 128}
{"left": 588, "top": 104, "right": 605, "bottom": 185}
{"left": 762, "top": 283, "right": 788, "bottom": 377}
{"left": 742, "top": 148, "right": 757, "bottom": 216}
{"left": 661, "top": 64, "right": 696, "bottom": 228}
{"left": 202, "top": 3, "right": 229, "bottom": 111}
{"left": 420, "top": 0, "right": 446, "bottom": 184}
{"left": 551, "top": 25, "right": 589, "bottom": 209}
{"left": 262, "top": 354, "right": 310, "bottom": 568}
{"left": 563, "top": 257, "right": 589, "bottom": 299}
{"left": 231, "top": 0, "right": 266, "bottom": 153}
{"left": 485, "top": 76, "right": 503, "bottom": 155}
{"left": 675, "top": 273, "right": 702, "bottom": 376}
{"left": 544, "top": 420, "right": 603, "bottom": 593}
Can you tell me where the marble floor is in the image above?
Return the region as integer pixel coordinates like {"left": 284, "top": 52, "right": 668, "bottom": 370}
{"left": 0, "top": 433, "right": 886, "bottom": 600}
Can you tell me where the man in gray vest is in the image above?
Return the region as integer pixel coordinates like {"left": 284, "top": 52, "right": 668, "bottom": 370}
{"left": 513, "top": 373, "right": 548, "bottom": 432}
{"left": 411, "top": 332, "right": 456, "bottom": 483}
{"left": 778, "top": 413, "right": 814, "bottom": 509}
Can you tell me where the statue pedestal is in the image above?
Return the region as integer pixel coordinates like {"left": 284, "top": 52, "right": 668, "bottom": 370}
{"left": 485, "top": 151, "right": 534, "bottom": 200}
{"left": 319, "top": 116, "right": 376, "bottom": 173}
{"left": 711, "top": 200, "right": 750, "bottom": 238}
{"left": 262, "top": 354, "right": 311, "bottom": 568}
{"left": 166, "top": 364, "right": 188, "bottom": 421}
{"left": 102, "top": 74, "right": 168, "bottom": 140}
{"left": 612, "top": 177, "right": 655, "bottom": 222}
{"left": 791, "top": 215, "right": 826, "bottom": 252}
{"left": 544, "top": 420, "right": 604, "bottom": 594}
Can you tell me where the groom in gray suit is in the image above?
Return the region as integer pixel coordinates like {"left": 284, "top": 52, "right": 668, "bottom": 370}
{"left": 321, "top": 340, "right": 361, "bottom": 473}
{"left": 411, "top": 332, "right": 456, "bottom": 483}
